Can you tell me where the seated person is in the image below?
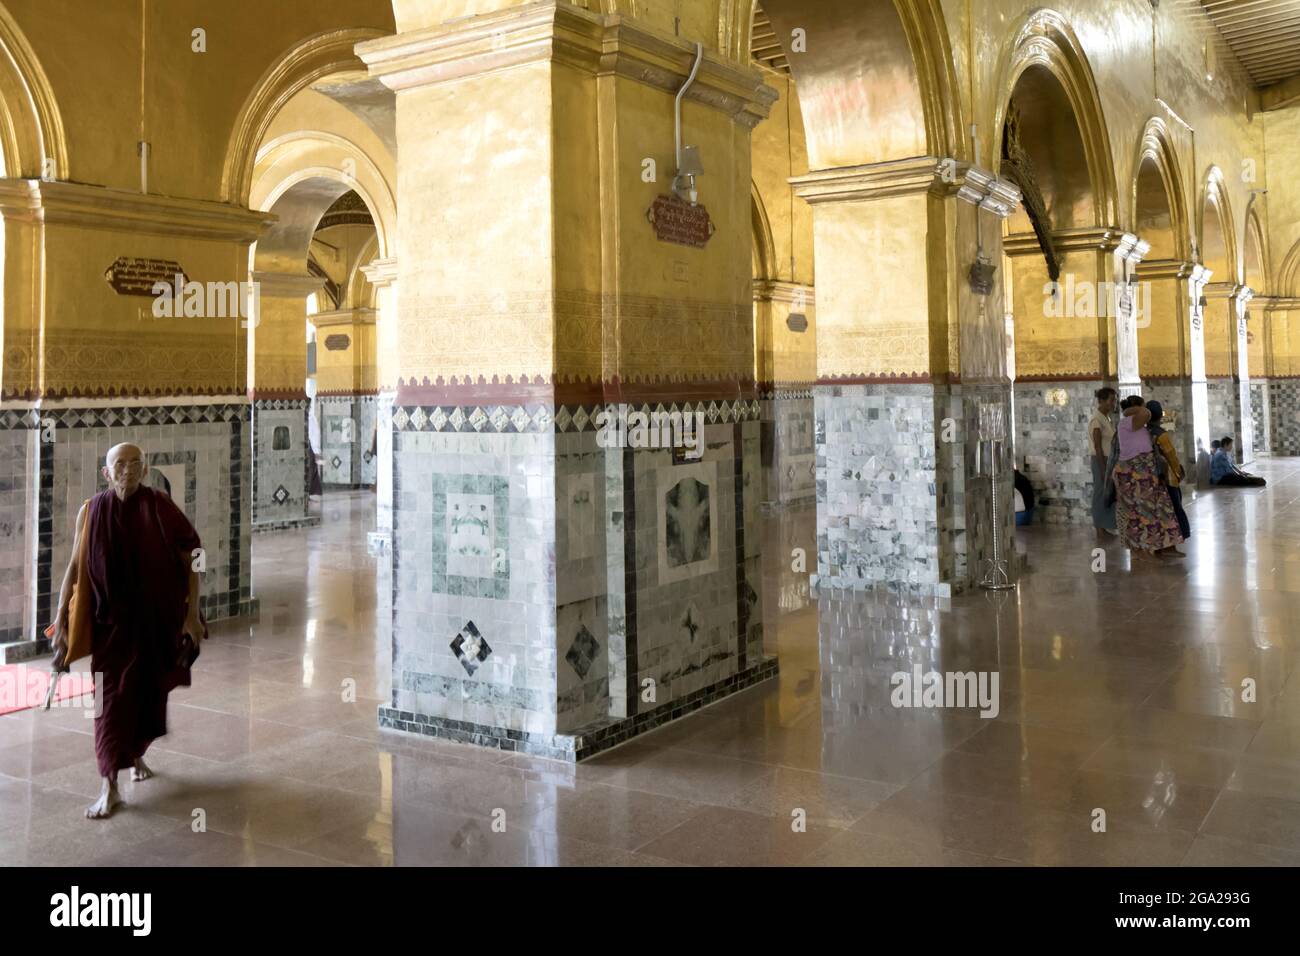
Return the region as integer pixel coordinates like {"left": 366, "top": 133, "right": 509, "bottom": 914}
{"left": 1210, "top": 436, "right": 1266, "bottom": 487}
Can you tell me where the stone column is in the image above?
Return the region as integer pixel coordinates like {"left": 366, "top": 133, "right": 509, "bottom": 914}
{"left": 1232, "top": 286, "right": 1255, "bottom": 463}
{"left": 0, "top": 180, "right": 268, "bottom": 661}
{"left": 753, "top": 279, "right": 815, "bottom": 507}
{"left": 314, "top": 307, "right": 378, "bottom": 490}
{"left": 1264, "top": 296, "right": 1300, "bottom": 455}
{"left": 249, "top": 271, "right": 324, "bottom": 531}
{"left": 1186, "top": 265, "right": 1214, "bottom": 476}
{"left": 362, "top": 256, "right": 399, "bottom": 553}
{"left": 360, "top": 2, "right": 777, "bottom": 758}
{"left": 791, "top": 159, "right": 1019, "bottom": 594}
{"left": 1202, "top": 280, "right": 1239, "bottom": 457}
{"left": 1135, "top": 258, "right": 1206, "bottom": 478}
{"left": 1005, "top": 227, "right": 1139, "bottom": 525}
{"left": 1112, "top": 234, "right": 1149, "bottom": 400}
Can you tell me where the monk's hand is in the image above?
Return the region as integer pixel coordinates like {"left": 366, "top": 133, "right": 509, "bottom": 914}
{"left": 183, "top": 611, "right": 204, "bottom": 644}
{"left": 50, "top": 622, "right": 67, "bottom": 666}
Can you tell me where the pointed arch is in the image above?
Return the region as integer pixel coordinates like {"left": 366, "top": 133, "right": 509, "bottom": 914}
{"left": 1198, "top": 166, "right": 1237, "bottom": 283}
{"left": 1132, "top": 117, "right": 1190, "bottom": 261}
{"left": 0, "top": 3, "right": 68, "bottom": 178}
{"left": 1242, "top": 197, "right": 1269, "bottom": 294}
{"left": 991, "top": 9, "right": 1119, "bottom": 228}
{"left": 1281, "top": 237, "right": 1300, "bottom": 298}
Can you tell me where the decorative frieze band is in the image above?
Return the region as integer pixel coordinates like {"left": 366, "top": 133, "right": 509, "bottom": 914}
{"left": 0, "top": 402, "right": 249, "bottom": 431}
{"left": 391, "top": 399, "right": 762, "bottom": 433}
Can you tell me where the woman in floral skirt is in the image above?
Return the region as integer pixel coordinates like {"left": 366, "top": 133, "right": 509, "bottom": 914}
{"left": 1112, "top": 396, "right": 1184, "bottom": 559}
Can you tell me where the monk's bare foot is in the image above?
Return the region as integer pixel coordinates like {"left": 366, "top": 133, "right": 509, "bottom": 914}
{"left": 130, "top": 758, "right": 153, "bottom": 782}
{"left": 85, "top": 781, "right": 122, "bottom": 820}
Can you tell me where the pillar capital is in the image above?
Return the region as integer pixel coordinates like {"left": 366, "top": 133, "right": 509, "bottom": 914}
{"left": 358, "top": 2, "right": 776, "bottom": 128}
{"left": 360, "top": 256, "right": 398, "bottom": 290}
{"left": 1113, "top": 233, "right": 1151, "bottom": 265}
{"left": 752, "top": 279, "right": 814, "bottom": 305}
{"left": 953, "top": 165, "right": 1020, "bottom": 217}
{"left": 790, "top": 156, "right": 940, "bottom": 204}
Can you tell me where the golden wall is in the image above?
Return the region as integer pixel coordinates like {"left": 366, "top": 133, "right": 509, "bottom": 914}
{"left": 751, "top": 67, "right": 816, "bottom": 387}
{"left": 3, "top": 0, "right": 1300, "bottom": 397}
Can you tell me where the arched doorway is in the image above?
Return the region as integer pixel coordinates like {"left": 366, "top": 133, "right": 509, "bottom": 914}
{"left": 993, "top": 11, "right": 1122, "bottom": 527}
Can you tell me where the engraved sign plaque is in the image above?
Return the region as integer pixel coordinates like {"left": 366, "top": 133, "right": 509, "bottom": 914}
{"left": 647, "top": 195, "right": 714, "bottom": 249}
{"left": 324, "top": 334, "right": 351, "bottom": 352}
{"left": 104, "top": 257, "right": 188, "bottom": 297}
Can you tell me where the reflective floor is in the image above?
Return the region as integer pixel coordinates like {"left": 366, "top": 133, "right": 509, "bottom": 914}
{"left": 3, "top": 459, "right": 1300, "bottom": 866}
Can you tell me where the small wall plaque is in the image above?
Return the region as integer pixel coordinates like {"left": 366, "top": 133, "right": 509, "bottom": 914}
{"left": 324, "top": 334, "right": 351, "bottom": 351}
{"left": 786, "top": 313, "right": 808, "bottom": 333}
{"left": 647, "top": 194, "right": 714, "bottom": 249}
{"left": 104, "top": 257, "right": 188, "bottom": 297}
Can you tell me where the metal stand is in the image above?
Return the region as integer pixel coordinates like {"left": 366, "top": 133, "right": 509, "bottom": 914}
{"left": 979, "top": 438, "right": 1014, "bottom": 590}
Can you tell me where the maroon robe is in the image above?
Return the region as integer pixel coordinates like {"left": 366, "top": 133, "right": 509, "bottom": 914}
{"left": 84, "top": 485, "right": 201, "bottom": 777}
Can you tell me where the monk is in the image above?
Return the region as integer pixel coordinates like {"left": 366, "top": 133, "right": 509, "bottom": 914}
{"left": 51, "top": 443, "right": 205, "bottom": 819}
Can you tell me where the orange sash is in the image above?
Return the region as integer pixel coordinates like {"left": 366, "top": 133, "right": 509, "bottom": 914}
{"left": 44, "top": 499, "right": 93, "bottom": 668}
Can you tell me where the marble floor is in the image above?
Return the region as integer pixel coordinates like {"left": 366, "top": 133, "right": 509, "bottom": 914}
{"left": 3, "top": 459, "right": 1300, "bottom": 866}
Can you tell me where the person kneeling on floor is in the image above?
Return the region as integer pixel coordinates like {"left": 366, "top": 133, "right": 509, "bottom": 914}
{"left": 1210, "top": 436, "right": 1266, "bottom": 488}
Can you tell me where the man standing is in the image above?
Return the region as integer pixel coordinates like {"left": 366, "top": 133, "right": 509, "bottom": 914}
{"left": 52, "top": 443, "right": 205, "bottom": 819}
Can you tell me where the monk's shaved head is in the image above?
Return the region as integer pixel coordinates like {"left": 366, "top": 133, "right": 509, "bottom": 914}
{"left": 103, "top": 442, "right": 147, "bottom": 500}
{"left": 106, "top": 442, "right": 144, "bottom": 468}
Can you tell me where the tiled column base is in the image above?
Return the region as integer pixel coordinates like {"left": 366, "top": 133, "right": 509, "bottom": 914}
{"left": 940, "top": 383, "right": 1015, "bottom": 589}
{"left": 1, "top": 401, "right": 256, "bottom": 662}
{"left": 0, "top": 412, "right": 36, "bottom": 656}
{"left": 1013, "top": 381, "right": 1105, "bottom": 526}
{"left": 1142, "top": 381, "right": 1200, "bottom": 482}
{"left": 812, "top": 383, "right": 1010, "bottom": 596}
{"left": 252, "top": 399, "right": 313, "bottom": 530}
{"left": 372, "top": 390, "right": 396, "bottom": 551}
{"left": 1269, "top": 379, "right": 1300, "bottom": 455}
{"left": 1251, "top": 381, "right": 1271, "bottom": 456}
{"left": 319, "top": 394, "right": 378, "bottom": 489}
{"left": 385, "top": 398, "right": 773, "bottom": 761}
{"left": 1206, "top": 379, "right": 1238, "bottom": 454}
{"left": 759, "top": 387, "right": 815, "bottom": 507}
{"left": 379, "top": 658, "right": 778, "bottom": 760}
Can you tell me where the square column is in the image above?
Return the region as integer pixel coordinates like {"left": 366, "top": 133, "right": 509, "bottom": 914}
{"left": 1233, "top": 287, "right": 1256, "bottom": 464}
{"left": 1264, "top": 298, "right": 1300, "bottom": 455}
{"left": 249, "top": 271, "right": 325, "bottom": 531}
{"left": 360, "top": 2, "right": 778, "bottom": 758}
{"left": 0, "top": 181, "right": 268, "bottom": 660}
{"left": 1005, "top": 228, "right": 1145, "bottom": 524}
{"left": 1202, "top": 281, "right": 1240, "bottom": 459}
{"left": 1135, "top": 259, "right": 1208, "bottom": 478}
{"left": 754, "top": 280, "right": 815, "bottom": 507}
{"left": 314, "top": 307, "right": 378, "bottom": 489}
{"left": 361, "top": 257, "right": 399, "bottom": 552}
{"left": 792, "top": 159, "right": 1020, "bottom": 594}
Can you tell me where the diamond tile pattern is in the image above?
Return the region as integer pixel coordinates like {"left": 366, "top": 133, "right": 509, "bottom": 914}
{"left": 450, "top": 621, "right": 491, "bottom": 676}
